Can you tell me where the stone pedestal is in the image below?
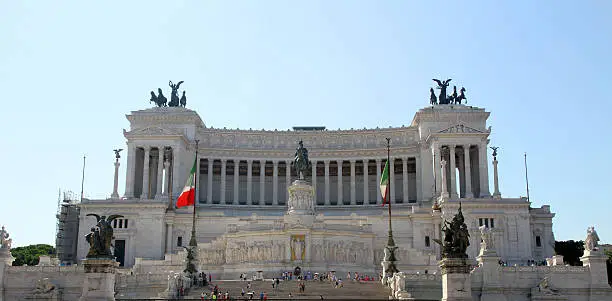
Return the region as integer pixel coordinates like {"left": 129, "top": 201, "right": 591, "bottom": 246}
{"left": 440, "top": 258, "right": 472, "bottom": 301}
{"left": 79, "top": 258, "right": 119, "bottom": 301}
{"left": 581, "top": 250, "right": 610, "bottom": 289}
{"left": 0, "top": 249, "right": 14, "bottom": 266}
{"left": 476, "top": 253, "right": 503, "bottom": 301}
{"left": 287, "top": 180, "right": 315, "bottom": 215}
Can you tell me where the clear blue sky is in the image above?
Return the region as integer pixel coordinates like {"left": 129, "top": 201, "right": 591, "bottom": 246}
{"left": 1, "top": 1, "right": 610, "bottom": 247}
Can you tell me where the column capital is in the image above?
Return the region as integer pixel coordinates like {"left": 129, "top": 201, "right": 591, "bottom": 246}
{"left": 273, "top": 161, "right": 279, "bottom": 166}
{"left": 221, "top": 158, "right": 227, "bottom": 163}
{"left": 463, "top": 144, "right": 471, "bottom": 149}
{"left": 336, "top": 159, "right": 343, "bottom": 164}
{"left": 349, "top": 159, "right": 356, "bottom": 164}
{"left": 324, "top": 160, "right": 330, "bottom": 165}
{"left": 285, "top": 160, "right": 291, "bottom": 164}
{"left": 246, "top": 159, "right": 253, "bottom": 164}
{"left": 375, "top": 158, "right": 381, "bottom": 163}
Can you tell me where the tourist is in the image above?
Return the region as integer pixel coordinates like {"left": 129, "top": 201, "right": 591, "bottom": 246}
{"left": 263, "top": 291, "right": 268, "bottom": 300}
{"left": 247, "top": 281, "right": 251, "bottom": 289}
{"left": 201, "top": 291, "right": 207, "bottom": 300}
{"left": 275, "top": 278, "right": 280, "bottom": 287}
{"left": 211, "top": 292, "right": 217, "bottom": 300}
{"left": 259, "top": 291, "right": 264, "bottom": 300}
{"left": 241, "top": 288, "right": 245, "bottom": 297}
{"left": 320, "top": 295, "right": 324, "bottom": 300}
{"left": 288, "top": 292, "right": 293, "bottom": 300}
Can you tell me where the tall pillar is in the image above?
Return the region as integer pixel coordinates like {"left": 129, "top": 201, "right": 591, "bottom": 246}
{"left": 432, "top": 143, "right": 441, "bottom": 197}
{"left": 163, "top": 158, "right": 171, "bottom": 196}
{"left": 324, "top": 160, "right": 330, "bottom": 205}
{"left": 479, "top": 143, "right": 490, "bottom": 197}
{"left": 390, "top": 158, "right": 396, "bottom": 203}
{"left": 337, "top": 160, "right": 343, "bottom": 205}
{"left": 350, "top": 160, "right": 356, "bottom": 205}
{"left": 440, "top": 159, "right": 449, "bottom": 198}
{"left": 286, "top": 159, "right": 292, "bottom": 185}
{"left": 363, "top": 159, "right": 369, "bottom": 204}
{"left": 156, "top": 147, "right": 164, "bottom": 197}
{"left": 195, "top": 154, "right": 201, "bottom": 204}
{"left": 233, "top": 159, "right": 240, "bottom": 204}
{"left": 415, "top": 155, "right": 423, "bottom": 203}
{"left": 376, "top": 159, "right": 382, "bottom": 204}
{"left": 165, "top": 222, "right": 174, "bottom": 254}
{"left": 247, "top": 160, "right": 253, "bottom": 205}
{"left": 142, "top": 147, "right": 151, "bottom": 199}
{"left": 171, "top": 146, "right": 181, "bottom": 197}
{"left": 402, "top": 157, "right": 409, "bottom": 203}
{"left": 449, "top": 145, "right": 457, "bottom": 198}
{"left": 259, "top": 161, "right": 265, "bottom": 205}
{"left": 492, "top": 157, "right": 501, "bottom": 198}
{"left": 220, "top": 159, "right": 227, "bottom": 204}
{"left": 273, "top": 161, "right": 279, "bottom": 205}
{"left": 311, "top": 160, "right": 317, "bottom": 203}
{"left": 124, "top": 143, "right": 136, "bottom": 198}
{"left": 111, "top": 155, "right": 121, "bottom": 199}
{"left": 463, "top": 145, "right": 473, "bottom": 198}
{"left": 207, "top": 159, "right": 213, "bottom": 203}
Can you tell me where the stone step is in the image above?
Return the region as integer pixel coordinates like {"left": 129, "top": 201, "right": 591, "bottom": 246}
{"left": 185, "top": 279, "right": 391, "bottom": 300}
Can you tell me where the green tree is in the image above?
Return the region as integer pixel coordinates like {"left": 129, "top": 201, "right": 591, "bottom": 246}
{"left": 10, "top": 244, "right": 55, "bottom": 266}
{"left": 554, "top": 240, "right": 584, "bottom": 266}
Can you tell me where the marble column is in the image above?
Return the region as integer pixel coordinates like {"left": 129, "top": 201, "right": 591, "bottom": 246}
{"left": 124, "top": 143, "right": 136, "bottom": 198}
{"left": 286, "top": 159, "right": 291, "bottom": 185}
{"left": 196, "top": 154, "right": 201, "bottom": 204}
{"left": 432, "top": 143, "right": 441, "bottom": 196}
{"left": 363, "top": 159, "right": 369, "bottom": 204}
{"left": 449, "top": 145, "right": 457, "bottom": 199}
{"left": 337, "top": 160, "right": 343, "bottom": 205}
{"left": 259, "top": 161, "right": 265, "bottom": 205}
{"left": 415, "top": 155, "right": 422, "bottom": 202}
{"left": 311, "top": 160, "right": 317, "bottom": 203}
{"left": 233, "top": 159, "right": 240, "bottom": 204}
{"left": 165, "top": 222, "right": 173, "bottom": 254}
{"left": 220, "top": 159, "right": 227, "bottom": 204}
{"left": 463, "top": 145, "right": 473, "bottom": 198}
{"left": 324, "top": 160, "right": 330, "bottom": 205}
{"left": 493, "top": 158, "right": 501, "bottom": 198}
{"left": 479, "top": 143, "right": 490, "bottom": 197}
{"left": 247, "top": 160, "right": 253, "bottom": 205}
{"left": 440, "top": 159, "right": 449, "bottom": 198}
{"left": 273, "top": 161, "right": 279, "bottom": 205}
{"left": 171, "top": 146, "right": 180, "bottom": 197}
{"left": 350, "top": 160, "right": 356, "bottom": 205}
{"left": 111, "top": 157, "right": 120, "bottom": 199}
{"left": 207, "top": 159, "right": 213, "bottom": 203}
{"left": 402, "top": 157, "right": 409, "bottom": 203}
{"left": 376, "top": 159, "right": 382, "bottom": 204}
{"left": 163, "top": 159, "right": 171, "bottom": 196}
{"left": 142, "top": 147, "right": 151, "bottom": 199}
{"left": 156, "top": 147, "right": 164, "bottom": 197}
{"left": 390, "top": 158, "right": 396, "bottom": 203}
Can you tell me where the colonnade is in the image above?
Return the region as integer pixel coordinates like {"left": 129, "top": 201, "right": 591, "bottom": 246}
{"left": 197, "top": 157, "right": 420, "bottom": 206}
{"left": 124, "top": 145, "right": 174, "bottom": 199}
{"left": 432, "top": 143, "right": 490, "bottom": 198}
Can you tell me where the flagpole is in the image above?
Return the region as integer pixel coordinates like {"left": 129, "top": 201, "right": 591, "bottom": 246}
{"left": 524, "top": 152, "right": 530, "bottom": 202}
{"left": 189, "top": 140, "right": 199, "bottom": 248}
{"left": 381, "top": 137, "right": 398, "bottom": 280}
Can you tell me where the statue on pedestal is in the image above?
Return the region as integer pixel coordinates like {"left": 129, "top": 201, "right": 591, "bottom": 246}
{"left": 584, "top": 226, "right": 600, "bottom": 252}
{"left": 293, "top": 140, "right": 310, "bottom": 180}
{"left": 85, "top": 214, "right": 124, "bottom": 258}
{"left": 0, "top": 225, "right": 12, "bottom": 250}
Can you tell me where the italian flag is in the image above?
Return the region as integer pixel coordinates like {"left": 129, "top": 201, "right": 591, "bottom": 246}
{"left": 176, "top": 157, "right": 197, "bottom": 208}
{"left": 380, "top": 160, "right": 390, "bottom": 205}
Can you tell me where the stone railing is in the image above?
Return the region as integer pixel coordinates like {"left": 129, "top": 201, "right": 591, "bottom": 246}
{"left": 6, "top": 265, "right": 84, "bottom": 273}
{"left": 500, "top": 265, "right": 589, "bottom": 273}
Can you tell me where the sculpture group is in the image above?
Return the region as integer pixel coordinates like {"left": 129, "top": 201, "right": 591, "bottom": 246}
{"left": 430, "top": 78, "right": 467, "bottom": 105}
{"left": 85, "top": 214, "right": 124, "bottom": 258}
{"left": 434, "top": 203, "right": 470, "bottom": 259}
{"left": 149, "top": 80, "right": 188, "bottom": 108}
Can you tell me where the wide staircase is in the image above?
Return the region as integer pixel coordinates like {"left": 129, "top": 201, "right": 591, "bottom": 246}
{"left": 185, "top": 279, "right": 391, "bottom": 300}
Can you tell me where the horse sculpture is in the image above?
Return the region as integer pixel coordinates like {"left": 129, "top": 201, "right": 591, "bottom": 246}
{"left": 149, "top": 88, "right": 167, "bottom": 107}
{"left": 429, "top": 88, "right": 438, "bottom": 105}
{"left": 454, "top": 87, "right": 467, "bottom": 104}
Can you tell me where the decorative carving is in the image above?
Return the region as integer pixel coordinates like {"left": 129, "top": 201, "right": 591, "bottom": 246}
{"left": 32, "top": 278, "right": 56, "bottom": 296}
{"left": 478, "top": 225, "right": 495, "bottom": 256}
{"left": 535, "top": 276, "right": 560, "bottom": 295}
{"left": 291, "top": 235, "right": 305, "bottom": 261}
{"left": 438, "top": 124, "right": 484, "bottom": 134}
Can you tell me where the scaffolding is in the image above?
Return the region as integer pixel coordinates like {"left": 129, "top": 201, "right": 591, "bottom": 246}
{"left": 55, "top": 189, "right": 81, "bottom": 265}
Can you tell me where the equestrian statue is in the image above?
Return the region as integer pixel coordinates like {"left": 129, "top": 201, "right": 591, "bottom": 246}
{"left": 294, "top": 140, "right": 310, "bottom": 180}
